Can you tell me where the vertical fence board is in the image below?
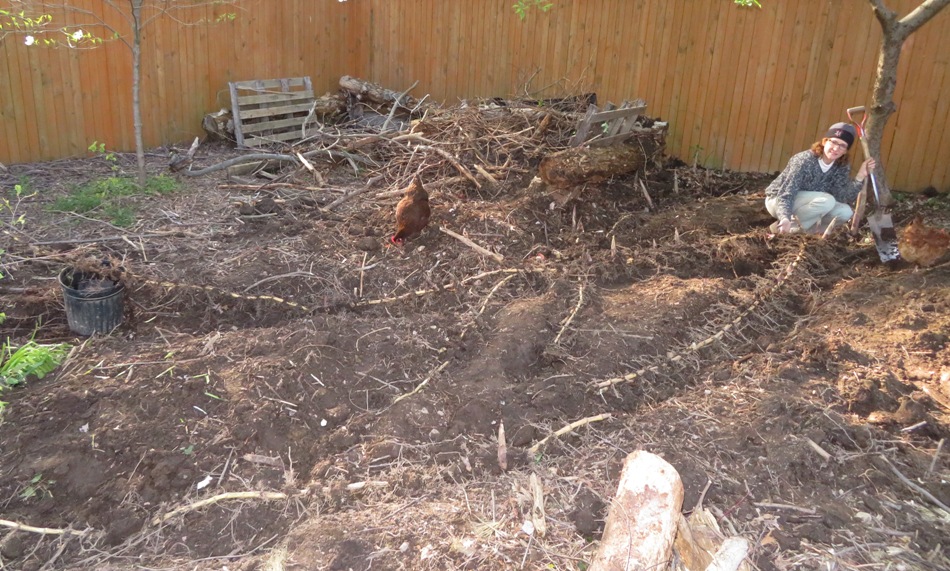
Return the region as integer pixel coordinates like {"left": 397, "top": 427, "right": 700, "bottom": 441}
{"left": 738, "top": 3, "right": 779, "bottom": 171}
{"left": 919, "top": 16, "right": 950, "bottom": 187}
{"left": 745, "top": 2, "right": 788, "bottom": 172}
{"left": 1, "top": 0, "right": 948, "bottom": 191}
{"left": 0, "top": 41, "right": 23, "bottom": 164}
{"left": 720, "top": 9, "right": 754, "bottom": 168}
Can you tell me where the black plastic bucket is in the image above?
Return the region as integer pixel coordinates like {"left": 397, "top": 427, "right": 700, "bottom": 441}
{"left": 59, "top": 267, "right": 125, "bottom": 336}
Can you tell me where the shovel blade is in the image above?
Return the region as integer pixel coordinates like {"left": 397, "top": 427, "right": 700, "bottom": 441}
{"left": 867, "top": 212, "right": 901, "bottom": 263}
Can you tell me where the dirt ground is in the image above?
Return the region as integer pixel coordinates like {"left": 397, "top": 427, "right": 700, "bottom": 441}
{"left": 1, "top": 102, "right": 949, "bottom": 571}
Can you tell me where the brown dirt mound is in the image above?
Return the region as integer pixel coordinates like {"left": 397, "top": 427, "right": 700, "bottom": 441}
{"left": 1, "top": 117, "right": 948, "bottom": 570}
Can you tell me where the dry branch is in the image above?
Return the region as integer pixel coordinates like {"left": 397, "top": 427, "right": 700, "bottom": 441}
{"left": 497, "top": 421, "right": 508, "bottom": 471}
{"left": 878, "top": 455, "right": 950, "bottom": 514}
{"left": 439, "top": 226, "right": 505, "bottom": 262}
{"left": 529, "top": 473, "right": 547, "bottom": 537}
{"left": 392, "top": 361, "right": 450, "bottom": 404}
{"left": 0, "top": 518, "right": 87, "bottom": 536}
{"left": 414, "top": 145, "right": 481, "bottom": 187}
{"left": 150, "top": 491, "right": 291, "bottom": 526}
{"left": 528, "top": 413, "right": 612, "bottom": 455}
{"left": 478, "top": 273, "right": 517, "bottom": 316}
{"left": 553, "top": 284, "right": 585, "bottom": 344}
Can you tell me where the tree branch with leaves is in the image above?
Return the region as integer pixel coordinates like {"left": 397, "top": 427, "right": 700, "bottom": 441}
{"left": 5, "top": 0, "right": 245, "bottom": 188}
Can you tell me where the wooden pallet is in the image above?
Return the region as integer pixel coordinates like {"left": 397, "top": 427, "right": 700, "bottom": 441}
{"left": 569, "top": 100, "right": 648, "bottom": 147}
{"left": 229, "top": 77, "right": 316, "bottom": 148}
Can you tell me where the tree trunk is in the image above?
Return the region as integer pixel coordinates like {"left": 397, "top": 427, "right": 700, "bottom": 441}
{"left": 131, "top": 0, "right": 146, "bottom": 189}
{"left": 865, "top": 0, "right": 950, "bottom": 200}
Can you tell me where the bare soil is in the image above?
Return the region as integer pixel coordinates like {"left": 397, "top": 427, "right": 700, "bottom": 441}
{"left": 1, "top": 117, "right": 949, "bottom": 571}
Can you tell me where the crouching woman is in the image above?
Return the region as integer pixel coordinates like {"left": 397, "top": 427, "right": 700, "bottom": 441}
{"left": 765, "top": 122, "right": 875, "bottom": 234}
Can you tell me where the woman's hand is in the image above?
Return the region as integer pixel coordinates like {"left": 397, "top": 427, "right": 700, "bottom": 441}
{"left": 857, "top": 158, "right": 876, "bottom": 181}
{"left": 777, "top": 218, "right": 800, "bottom": 234}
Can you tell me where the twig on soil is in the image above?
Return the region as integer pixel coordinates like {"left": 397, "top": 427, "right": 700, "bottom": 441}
{"left": 638, "top": 176, "right": 654, "bottom": 210}
{"left": 325, "top": 183, "right": 377, "bottom": 210}
{"left": 121, "top": 235, "right": 148, "bottom": 262}
{"left": 528, "top": 413, "right": 613, "bottom": 455}
{"left": 928, "top": 438, "right": 945, "bottom": 476}
{"left": 242, "top": 453, "right": 283, "bottom": 467}
{"left": 149, "top": 491, "right": 292, "bottom": 526}
{"left": 347, "top": 480, "right": 390, "bottom": 491}
{"left": 439, "top": 226, "right": 505, "bottom": 262}
{"left": 474, "top": 163, "right": 499, "bottom": 187}
{"left": 0, "top": 518, "right": 88, "bottom": 536}
{"left": 29, "top": 232, "right": 195, "bottom": 246}
{"left": 805, "top": 437, "right": 833, "bottom": 462}
{"left": 392, "top": 361, "right": 450, "bottom": 404}
{"left": 752, "top": 502, "right": 818, "bottom": 515}
{"left": 553, "top": 285, "right": 584, "bottom": 344}
{"left": 498, "top": 421, "right": 508, "bottom": 471}
{"left": 243, "top": 270, "right": 315, "bottom": 293}
{"left": 529, "top": 473, "right": 547, "bottom": 537}
{"left": 359, "top": 252, "right": 368, "bottom": 298}
{"left": 878, "top": 455, "right": 950, "bottom": 515}
{"left": 478, "top": 273, "right": 518, "bottom": 316}
{"left": 219, "top": 447, "right": 236, "bottom": 488}
{"left": 38, "top": 537, "right": 70, "bottom": 571}
{"left": 180, "top": 153, "right": 300, "bottom": 177}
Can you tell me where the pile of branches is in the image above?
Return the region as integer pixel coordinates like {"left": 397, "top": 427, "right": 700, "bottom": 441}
{"left": 182, "top": 76, "right": 604, "bottom": 209}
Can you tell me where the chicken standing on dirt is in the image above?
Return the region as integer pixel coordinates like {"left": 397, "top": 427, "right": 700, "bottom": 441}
{"left": 391, "top": 176, "right": 431, "bottom": 245}
{"left": 898, "top": 217, "right": 950, "bottom": 267}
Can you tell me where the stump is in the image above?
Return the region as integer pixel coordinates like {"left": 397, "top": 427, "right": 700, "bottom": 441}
{"left": 538, "top": 144, "right": 645, "bottom": 188}
{"left": 589, "top": 451, "right": 683, "bottom": 571}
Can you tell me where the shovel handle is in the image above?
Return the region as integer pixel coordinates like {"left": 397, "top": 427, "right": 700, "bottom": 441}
{"left": 850, "top": 177, "right": 869, "bottom": 235}
{"left": 847, "top": 105, "right": 881, "bottom": 204}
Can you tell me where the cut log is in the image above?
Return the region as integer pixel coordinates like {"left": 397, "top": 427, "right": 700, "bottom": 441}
{"left": 589, "top": 451, "right": 683, "bottom": 571}
{"left": 168, "top": 137, "right": 200, "bottom": 172}
{"left": 538, "top": 144, "right": 645, "bottom": 188}
{"left": 202, "top": 108, "right": 234, "bottom": 141}
{"left": 339, "top": 75, "right": 420, "bottom": 109}
{"left": 309, "top": 92, "right": 347, "bottom": 119}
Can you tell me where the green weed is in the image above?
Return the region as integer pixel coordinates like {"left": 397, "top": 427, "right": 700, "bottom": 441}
{"left": 0, "top": 315, "right": 71, "bottom": 412}
{"left": 923, "top": 193, "right": 950, "bottom": 212}
{"left": 19, "top": 473, "right": 55, "bottom": 501}
{"left": 50, "top": 173, "right": 179, "bottom": 226}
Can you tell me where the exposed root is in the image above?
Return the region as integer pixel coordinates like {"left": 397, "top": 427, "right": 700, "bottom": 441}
{"left": 0, "top": 518, "right": 89, "bottom": 536}
{"left": 592, "top": 242, "right": 809, "bottom": 391}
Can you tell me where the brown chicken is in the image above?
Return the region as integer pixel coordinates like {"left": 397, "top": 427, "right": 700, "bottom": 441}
{"left": 898, "top": 217, "right": 950, "bottom": 267}
{"left": 391, "top": 176, "right": 431, "bottom": 245}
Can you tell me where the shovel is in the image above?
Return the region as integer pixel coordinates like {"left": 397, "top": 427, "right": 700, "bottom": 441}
{"left": 846, "top": 106, "right": 901, "bottom": 263}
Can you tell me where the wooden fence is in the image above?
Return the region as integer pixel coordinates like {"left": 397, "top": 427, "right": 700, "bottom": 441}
{"left": 1, "top": 0, "right": 948, "bottom": 191}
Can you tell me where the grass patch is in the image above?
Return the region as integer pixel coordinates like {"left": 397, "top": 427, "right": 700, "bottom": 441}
{"left": 51, "top": 174, "right": 180, "bottom": 227}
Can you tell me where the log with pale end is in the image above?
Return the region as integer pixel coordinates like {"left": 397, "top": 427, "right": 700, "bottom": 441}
{"left": 589, "top": 450, "right": 684, "bottom": 571}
